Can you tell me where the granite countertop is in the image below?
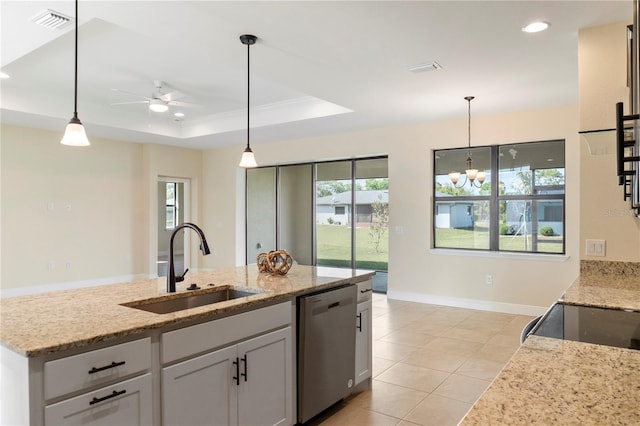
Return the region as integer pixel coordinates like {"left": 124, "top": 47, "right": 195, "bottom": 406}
{"left": 562, "top": 261, "right": 640, "bottom": 311}
{"left": 461, "top": 260, "right": 640, "bottom": 425}
{"left": 461, "top": 335, "right": 640, "bottom": 425}
{"left": 0, "top": 265, "right": 374, "bottom": 358}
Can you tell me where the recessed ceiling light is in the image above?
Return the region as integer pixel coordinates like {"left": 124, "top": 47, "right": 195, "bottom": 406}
{"left": 522, "top": 21, "right": 550, "bottom": 33}
{"left": 174, "top": 112, "right": 185, "bottom": 118}
{"left": 0, "top": 72, "right": 9, "bottom": 79}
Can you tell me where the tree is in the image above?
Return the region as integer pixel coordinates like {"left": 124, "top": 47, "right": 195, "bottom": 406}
{"left": 369, "top": 194, "right": 389, "bottom": 253}
{"left": 365, "top": 178, "right": 389, "bottom": 190}
{"left": 316, "top": 181, "right": 352, "bottom": 197}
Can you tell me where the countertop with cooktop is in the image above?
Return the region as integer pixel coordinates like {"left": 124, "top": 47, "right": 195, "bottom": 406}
{"left": 460, "top": 260, "right": 640, "bottom": 425}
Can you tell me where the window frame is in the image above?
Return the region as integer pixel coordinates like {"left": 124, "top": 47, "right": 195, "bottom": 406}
{"left": 165, "top": 181, "right": 178, "bottom": 230}
{"left": 433, "top": 140, "right": 566, "bottom": 255}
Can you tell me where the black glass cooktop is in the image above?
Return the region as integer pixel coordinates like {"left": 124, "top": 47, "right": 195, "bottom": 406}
{"left": 531, "top": 303, "right": 640, "bottom": 350}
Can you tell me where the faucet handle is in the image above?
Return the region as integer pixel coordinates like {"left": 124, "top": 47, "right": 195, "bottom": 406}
{"left": 175, "top": 268, "right": 189, "bottom": 282}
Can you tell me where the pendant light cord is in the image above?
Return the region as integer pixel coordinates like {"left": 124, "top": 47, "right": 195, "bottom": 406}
{"left": 74, "top": 0, "right": 79, "bottom": 116}
{"left": 246, "top": 40, "right": 250, "bottom": 150}
{"left": 467, "top": 97, "right": 471, "bottom": 152}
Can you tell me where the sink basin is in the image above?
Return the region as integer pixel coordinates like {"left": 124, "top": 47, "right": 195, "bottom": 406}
{"left": 122, "top": 287, "right": 266, "bottom": 314}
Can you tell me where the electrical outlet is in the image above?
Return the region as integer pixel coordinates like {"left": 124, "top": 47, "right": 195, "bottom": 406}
{"left": 47, "top": 261, "right": 55, "bottom": 270}
{"left": 485, "top": 274, "right": 493, "bottom": 285}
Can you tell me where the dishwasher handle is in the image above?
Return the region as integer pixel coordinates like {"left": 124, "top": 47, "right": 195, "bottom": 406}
{"left": 328, "top": 301, "right": 340, "bottom": 309}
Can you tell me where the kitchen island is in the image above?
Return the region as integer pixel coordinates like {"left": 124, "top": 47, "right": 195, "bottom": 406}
{"left": 461, "top": 261, "right": 640, "bottom": 425}
{"left": 0, "top": 265, "right": 374, "bottom": 425}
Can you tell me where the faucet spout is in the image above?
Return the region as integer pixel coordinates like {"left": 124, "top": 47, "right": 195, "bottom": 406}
{"left": 167, "top": 222, "right": 211, "bottom": 293}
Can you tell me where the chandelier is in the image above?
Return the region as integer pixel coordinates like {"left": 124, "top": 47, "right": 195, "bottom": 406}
{"left": 448, "top": 96, "right": 486, "bottom": 188}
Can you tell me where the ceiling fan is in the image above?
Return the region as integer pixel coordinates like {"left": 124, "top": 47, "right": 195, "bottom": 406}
{"left": 111, "top": 80, "right": 198, "bottom": 113}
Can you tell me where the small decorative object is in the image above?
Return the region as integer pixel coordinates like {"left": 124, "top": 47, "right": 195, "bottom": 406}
{"left": 256, "top": 249, "right": 294, "bottom": 275}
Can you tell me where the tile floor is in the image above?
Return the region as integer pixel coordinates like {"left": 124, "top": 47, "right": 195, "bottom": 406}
{"left": 310, "top": 293, "right": 535, "bottom": 426}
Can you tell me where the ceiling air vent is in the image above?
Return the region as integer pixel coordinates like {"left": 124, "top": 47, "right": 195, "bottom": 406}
{"left": 30, "top": 9, "right": 73, "bottom": 30}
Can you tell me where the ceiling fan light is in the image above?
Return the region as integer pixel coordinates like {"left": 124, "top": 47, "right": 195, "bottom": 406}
{"left": 149, "top": 99, "right": 169, "bottom": 112}
{"left": 239, "top": 146, "right": 257, "bottom": 168}
{"left": 61, "top": 115, "right": 90, "bottom": 146}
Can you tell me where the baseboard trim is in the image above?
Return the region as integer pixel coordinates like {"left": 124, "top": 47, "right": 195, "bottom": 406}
{"left": 0, "top": 274, "right": 151, "bottom": 298}
{"left": 386, "top": 290, "right": 548, "bottom": 316}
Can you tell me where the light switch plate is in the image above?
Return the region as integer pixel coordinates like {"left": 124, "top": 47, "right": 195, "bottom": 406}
{"left": 585, "top": 239, "right": 606, "bottom": 257}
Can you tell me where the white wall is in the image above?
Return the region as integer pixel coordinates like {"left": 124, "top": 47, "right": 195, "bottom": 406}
{"left": 201, "top": 105, "right": 581, "bottom": 314}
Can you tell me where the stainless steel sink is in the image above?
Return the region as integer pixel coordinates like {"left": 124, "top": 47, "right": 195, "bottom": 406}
{"left": 121, "top": 287, "right": 265, "bottom": 314}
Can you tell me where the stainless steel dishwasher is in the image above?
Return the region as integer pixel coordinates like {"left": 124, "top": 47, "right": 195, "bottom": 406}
{"left": 297, "top": 284, "right": 357, "bottom": 424}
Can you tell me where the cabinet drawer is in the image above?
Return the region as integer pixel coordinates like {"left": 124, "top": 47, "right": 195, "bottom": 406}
{"left": 45, "top": 373, "right": 152, "bottom": 425}
{"left": 44, "top": 337, "right": 151, "bottom": 400}
{"left": 357, "top": 279, "right": 373, "bottom": 303}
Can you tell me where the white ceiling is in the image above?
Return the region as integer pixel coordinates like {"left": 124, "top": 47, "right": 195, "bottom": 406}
{"left": 0, "top": 1, "right": 632, "bottom": 150}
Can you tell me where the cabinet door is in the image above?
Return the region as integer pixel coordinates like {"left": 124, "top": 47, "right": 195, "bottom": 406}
{"left": 237, "top": 327, "right": 293, "bottom": 426}
{"left": 355, "top": 302, "right": 372, "bottom": 385}
{"left": 162, "top": 345, "right": 238, "bottom": 426}
{"left": 45, "top": 374, "right": 152, "bottom": 426}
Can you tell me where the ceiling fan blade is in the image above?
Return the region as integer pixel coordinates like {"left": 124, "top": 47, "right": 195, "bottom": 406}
{"left": 160, "top": 90, "right": 186, "bottom": 102}
{"left": 168, "top": 100, "right": 201, "bottom": 108}
{"left": 111, "top": 88, "right": 151, "bottom": 100}
{"left": 110, "top": 100, "right": 149, "bottom": 106}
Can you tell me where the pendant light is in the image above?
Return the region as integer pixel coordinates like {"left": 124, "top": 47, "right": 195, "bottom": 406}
{"left": 238, "top": 34, "right": 258, "bottom": 168}
{"left": 60, "top": 0, "right": 90, "bottom": 146}
{"left": 449, "top": 96, "right": 485, "bottom": 188}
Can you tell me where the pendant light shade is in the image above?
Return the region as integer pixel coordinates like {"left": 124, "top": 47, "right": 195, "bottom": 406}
{"left": 61, "top": 0, "right": 89, "bottom": 146}
{"left": 239, "top": 34, "right": 257, "bottom": 168}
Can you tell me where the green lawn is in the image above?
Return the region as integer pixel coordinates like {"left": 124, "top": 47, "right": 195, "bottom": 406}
{"left": 316, "top": 224, "right": 389, "bottom": 270}
{"left": 435, "top": 228, "right": 564, "bottom": 253}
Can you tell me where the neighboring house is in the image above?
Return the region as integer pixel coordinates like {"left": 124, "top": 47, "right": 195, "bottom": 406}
{"left": 504, "top": 199, "right": 564, "bottom": 236}
{"left": 316, "top": 190, "right": 388, "bottom": 225}
{"left": 434, "top": 192, "right": 475, "bottom": 229}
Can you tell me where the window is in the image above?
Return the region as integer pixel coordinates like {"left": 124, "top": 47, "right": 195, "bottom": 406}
{"left": 433, "top": 140, "right": 565, "bottom": 254}
{"left": 334, "top": 206, "right": 346, "bottom": 215}
{"left": 165, "top": 182, "right": 178, "bottom": 230}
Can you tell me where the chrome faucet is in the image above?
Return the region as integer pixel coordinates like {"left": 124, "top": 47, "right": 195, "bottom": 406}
{"left": 167, "top": 222, "right": 211, "bottom": 293}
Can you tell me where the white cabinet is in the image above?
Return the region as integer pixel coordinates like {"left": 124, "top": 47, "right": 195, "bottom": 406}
{"left": 237, "top": 328, "right": 292, "bottom": 426}
{"left": 162, "top": 345, "right": 238, "bottom": 425}
{"left": 44, "top": 374, "right": 152, "bottom": 426}
{"left": 161, "top": 302, "right": 293, "bottom": 426}
{"left": 43, "top": 338, "right": 152, "bottom": 426}
{"left": 354, "top": 280, "right": 373, "bottom": 387}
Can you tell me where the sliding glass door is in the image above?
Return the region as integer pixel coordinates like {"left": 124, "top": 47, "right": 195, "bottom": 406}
{"left": 246, "top": 156, "right": 389, "bottom": 292}
{"left": 315, "top": 161, "right": 353, "bottom": 268}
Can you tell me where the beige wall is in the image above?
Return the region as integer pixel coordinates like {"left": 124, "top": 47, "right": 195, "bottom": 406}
{"left": 579, "top": 21, "right": 640, "bottom": 261}
{"left": 0, "top": 125, "right": 204, "bottom": 293}
{"left": 202, "top": 105, "right": 581, "bottom": 314}
{"left": 1, "top": 124, "right": 146, "bottom": 290}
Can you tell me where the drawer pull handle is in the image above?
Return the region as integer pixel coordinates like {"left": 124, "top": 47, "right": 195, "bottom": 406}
{"left": 88, "top": 361, "right": 126, "bottom": 374}
{"left": 360, "top": 288, "right": 372, "bottom": 293}
{"left": 89, "top": 389, "right": 126, "bottom": 406}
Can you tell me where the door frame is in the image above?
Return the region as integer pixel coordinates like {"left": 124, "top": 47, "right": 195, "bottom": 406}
{"left": 157, "top": 177, "right": 191, "bottom": 277}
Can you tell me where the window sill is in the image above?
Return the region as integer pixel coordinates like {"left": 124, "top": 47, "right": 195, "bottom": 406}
{"left": 429, "top": 248, "right": 570, "bottom": 262}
